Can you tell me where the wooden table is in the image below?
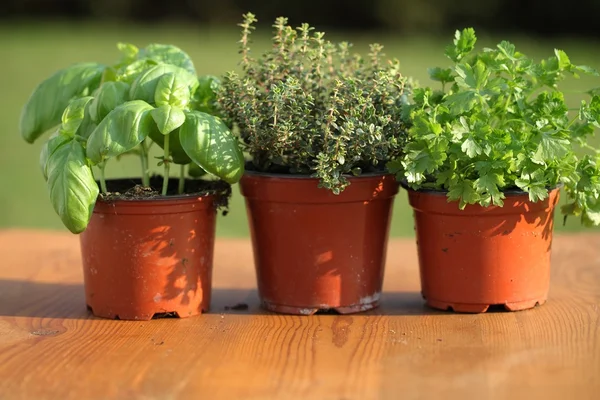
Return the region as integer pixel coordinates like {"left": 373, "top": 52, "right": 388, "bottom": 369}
{"left": 0, "top": 230, "right": 599, "bottom": 400}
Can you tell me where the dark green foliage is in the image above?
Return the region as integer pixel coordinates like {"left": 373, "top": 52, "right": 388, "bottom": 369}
{"left": 218, "top": 13, "right": 412, "bottom": 193}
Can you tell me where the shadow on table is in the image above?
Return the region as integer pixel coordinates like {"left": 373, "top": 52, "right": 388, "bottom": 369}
{"left": 212, "top": 290, "right": 444, "bottom": 316}
{"left": 371, "top": 291, "right": 447, "bottom": 316}
{"left": 0, "top": 280, "right": 264, "bottom": 319}
{"left": 0, "top": 280, "right": 441, "bottom": 318}
{"left": 0, "top": 279, "right": 90, "bottom": 319}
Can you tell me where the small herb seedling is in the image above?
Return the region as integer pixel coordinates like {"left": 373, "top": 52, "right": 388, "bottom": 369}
{"left": 388, "top": 28, "right": 600, "bottom": 226}
{"left": 21, "top": 43, "right": 244, "bottom": 233}
{"left": 218, "top": 13, "right": 412, "bottom": 193}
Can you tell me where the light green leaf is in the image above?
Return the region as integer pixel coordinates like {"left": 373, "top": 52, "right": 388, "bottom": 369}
{"left": 20, "top": 63, "right": 105, "bottom": 143}
{"left": 74, "top": 101, "right": 97, "bottom": 140}
{"left": 89, "top": 81, "right": 130, "bottom": 122}
{"left": 179, "top": 111, "right": 245, "bottom": 183}
{"left": 86, "top": 100, "right": 154, "bottom": 164}
{"left": 60, "top": 96, "right": 94, "bottom": 136}
{"left": 46, "top": 140, "right": 99, "bottom": 234}
{"left": 532, "top": 132, "right": 570, "bottom": 164}
{"left": 39, "top": 131, "right": 71, "bottom": 180}
{"left": 456, "top": 61, "right": 488, "bottom": 89}
{"left": 115, "top": 59, "right": 158, "bottom": 84}
{"left": 445, "top": 28, "right": 477, "bottom": 62}
{"left": 428, "top": 67, "right": 454, "bottom": 84}
{"left": 447, "top": 179, "right": 479, "bottom": 209}
{"left": 475, "top": 172, "right": 505, "bottom": 206}
{"left": 497, "top": 41, "right": 517, "bottom": 61}
{"left": 554, "top": 49, "right": 571, "bottom": 70}
{"left": 117, "top": 42, "right": 139, "bottom": 62}
{"left": 455, "top": 64, "right": 476, "bottom": 89}
{"left": 579, "top": 95, "right": 600, "bottom": 128}
{"left": 151, "top": 105, "right": 186, "bottom": 135}
{"left": 154, "top": 73, "right": 190, "bottom": 108}
{"left": 130, "top": 65, "right": 198, "bottom": 105}
{"left": 461, "top": 137, "right": 482, "bottom": 158}
{"left": 573, "top": 64, "right": 600, "bottom": 77}
{"left": 527, "top": 184, "right": 548, "bottom": 202}
{"left": 444, "top": 90, "right": 477, "bottom": 115}
{"left": 139, "top": 44, "right": 197, "bottom": 75}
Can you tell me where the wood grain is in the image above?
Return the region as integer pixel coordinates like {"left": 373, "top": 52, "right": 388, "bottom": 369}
{"left": 0, "top": 229, "right": 599, "bottom": 400}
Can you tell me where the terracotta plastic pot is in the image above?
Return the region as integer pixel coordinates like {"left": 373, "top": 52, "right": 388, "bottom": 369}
{"left": 240, "top": 171, "right": 398, "bottom": 315}
{"left": 79, "top": 180, "right": 219, "bottom": 320}
{"left": 407, "top": 187, "right": 560, "bottom": 313}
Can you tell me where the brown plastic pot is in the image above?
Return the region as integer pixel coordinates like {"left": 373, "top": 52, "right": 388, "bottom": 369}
{"left": 240, "top": 171, "right": 398, "bottom": 315}
{"left": 407, "top": 186, "right": 560, "bottom": 313}
{"left": 79, "top": 180, "right": 219, "bottom": 320}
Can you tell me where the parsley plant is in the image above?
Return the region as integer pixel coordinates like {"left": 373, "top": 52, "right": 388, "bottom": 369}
{"left": 388, "top": 28, "right": 600, "bottom": 226}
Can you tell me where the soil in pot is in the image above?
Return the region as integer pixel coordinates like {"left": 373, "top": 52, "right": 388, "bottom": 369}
{"left": 79, "top": 177, "right": 230, "bottom": 320}
{"left": 407, "top": 187, "right": 560, "bottom": 313}
{"left": 240, "top": 171, "right": 398, "bottom": 315}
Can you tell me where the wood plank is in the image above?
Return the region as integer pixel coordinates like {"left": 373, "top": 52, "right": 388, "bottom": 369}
{"left": 0, "top": 230, "right": 599, "bottom": 400}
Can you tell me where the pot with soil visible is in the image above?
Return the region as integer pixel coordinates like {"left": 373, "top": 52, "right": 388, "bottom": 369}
{"left": 219, "top": 14, "right": 412, "bottom": 314}
{"left": 388, "top": 28, "right": 600, "bottom": 313}
{"left": 20, "top": 43, "right": 244, "bottom": 319}
{"left": 80, "top": 178, "right": 230, "bottom": 320}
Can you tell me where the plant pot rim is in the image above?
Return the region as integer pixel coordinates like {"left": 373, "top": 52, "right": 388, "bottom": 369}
{"left": 243, "top": 169, "right": 394, "bottom": 180}
{"left": 97, "top": 177, "right": 229, "bottom": 204}
{"left": 400, "top": 180, "right": 563, "bottom": 196}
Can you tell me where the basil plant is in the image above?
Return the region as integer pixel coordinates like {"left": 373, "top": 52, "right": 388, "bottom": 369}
{"left": 20, "top": 43, "right": 245, "bottom": 234}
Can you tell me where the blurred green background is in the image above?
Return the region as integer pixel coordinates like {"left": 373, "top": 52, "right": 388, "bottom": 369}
{"left": 2, "top": 0, "right": 600, "bottom": 236}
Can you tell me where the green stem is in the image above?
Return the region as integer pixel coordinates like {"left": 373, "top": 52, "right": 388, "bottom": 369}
{"left": 99, "top": 163, "right": 108, "bottom": 194}
{"left": 162, "top": 134, "right": 170, "bottom": 196}
{"left": 140, "top": 142, "right": 150, "bottom": 187}
{"left": 178, "top": 164, "right": 186, "bottom": 194}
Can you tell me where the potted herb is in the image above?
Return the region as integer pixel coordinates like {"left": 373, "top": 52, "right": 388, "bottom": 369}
{"left": 218, "top": 14, "right": 411, "bottom": 315}
{"left": 388, "top": 28, "right": 600, "bottom": 313}
{"left": 20, "top": 43, "right": 244, "bottom": 320}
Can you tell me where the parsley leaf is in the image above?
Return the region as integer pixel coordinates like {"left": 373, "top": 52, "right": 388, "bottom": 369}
{"left": 448, "top": 179, "right": 479, "bottom": 209}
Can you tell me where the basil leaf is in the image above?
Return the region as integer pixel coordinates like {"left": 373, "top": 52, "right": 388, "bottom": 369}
{"left": 39, "top": 131, "right": 71, "bottom": 180}
{"left": 116, "top": 59, "right": 158, "bottom": 84}
{"left": 130, "top": 65, "right": 198, "bottom": 105}
{"left": 46, "top": 140, "right": 99, "bottom": 234}
{"left": 139, "top": 44, "right": 196, "bottom": 75}
{"left": 60, "top": 96, "right": 94, "bottom": 136}
{"left": 86, "top": 100, "right": 154, "bottom": 164}
{"left": 75, "top": 101, "right": 97, "bottom": 140}
{"left": 150, "top": 105, "right": 186, "bottom": 135}
{"left": 117, "top": 42, "right": 139, "bottom": 62}
{"left": 154, "top": 73, "right": 190, "bottom": 108}
{"left": 89, "top": 81, "right": 130, "bottom": 123}
{"left": 188, "top": 163, "right": 207, "bottom": 178}
{"left": 20, "top": 62, "right": 105, "bottom": 143}
{"left": 179, "top": 111, "right": 244, "bottom": 183}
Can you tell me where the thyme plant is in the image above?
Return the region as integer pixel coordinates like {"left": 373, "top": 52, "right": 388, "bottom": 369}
{"left": 218, "top": 13, "right": 412, "bottom": 193}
